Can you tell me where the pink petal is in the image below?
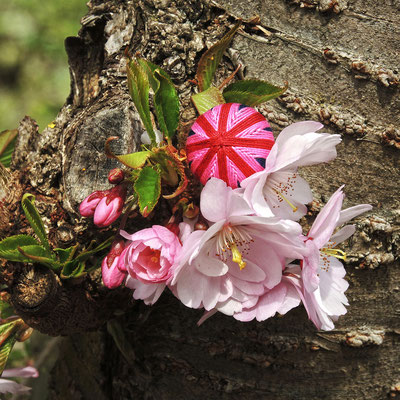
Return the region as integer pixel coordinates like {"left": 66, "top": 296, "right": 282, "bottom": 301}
{"left": 308, "top": 186, "right": 344, "bottom": 248}
{"left": 255, "top": 284, "right": 287, "bottom": 321}
{"left": 276, "top": 121, "right": 324, "bottom": 143}
{"left": 200, "top": 178, "right": 229, "bottom": 222}
{"left": 194, "top": 253, "right": 229, "bottom": 277}
{"left": 0, "top": 379, "right": 32, "bottom": 394}
{"left": 330, "top": 225, "right": 356, "bottom": 245}
{"left": 2, "top": 366, "right": 38, "bottom": 378}
{"left": 336, "top": 204, "right": 372, "bottom": 227}
{"left": 228, "top": 259, "right": 266, "bottom": 282}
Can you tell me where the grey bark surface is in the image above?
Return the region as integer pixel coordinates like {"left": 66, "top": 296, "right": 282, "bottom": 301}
{"left": 1, "top": 0, "right": 399, "bottom": 399}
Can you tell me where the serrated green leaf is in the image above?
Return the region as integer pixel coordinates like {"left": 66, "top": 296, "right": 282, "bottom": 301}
{"left": 196, "top": 22, "right": 241, "bottom": 91}
{"left": 21, "top": 193, "right": 50, "bottom": 251}
{"left": 127, "top": 59, "right": 156, "bottom": 145}
{"left": 134, "top": 167, "right": 161, "bottom": 216}
{"left": 223, "top": 79, "right": 288, "bottom": 106}
{"left": 0, "top": 129, "right": 18, "bottom": 168}
{"left": 116, "top": 150, "right": 151, "bottom": 169}
{"left": 153, "top": 70, "right": 180, "bottom": 139}
{"left": 191, "top": 86, "right": 225, "bottom": 114}
{"left": 0, "top": 235, "right": 39, "bottom": 255}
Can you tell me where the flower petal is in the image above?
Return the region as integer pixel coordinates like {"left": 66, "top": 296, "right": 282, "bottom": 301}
{"left": 200, "top": 178, "right": 229, "bottom": 222}
{"left": 336, "top": 204, "right": 372, "bottom": 227}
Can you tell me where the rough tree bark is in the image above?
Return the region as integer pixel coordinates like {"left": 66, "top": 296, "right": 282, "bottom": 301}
{"left": 1, "top": 0, "right": 399, "bottom": 399}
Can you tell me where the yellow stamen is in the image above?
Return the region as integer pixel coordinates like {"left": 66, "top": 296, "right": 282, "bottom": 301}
{"left": 230, "top": 243, "right": 247, "bottom": 270}
{"left": 321, "top": 248, "right": 347, "bottom": 261}
{"left": 273, "top": 189, "right": 298, "bottom": 213}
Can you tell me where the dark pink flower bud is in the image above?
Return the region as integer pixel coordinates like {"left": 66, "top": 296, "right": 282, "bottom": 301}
{"left": 93, "top": 184, "right": 127, "bottom": 227}
{"left": 79, "top": 191, "right": 107, "bottom": 217}
{"left": 102, "top": 240, "right": 127, "bottom": 288}
{"left": 108, "top": 168, "right": 125, "bottom": 184}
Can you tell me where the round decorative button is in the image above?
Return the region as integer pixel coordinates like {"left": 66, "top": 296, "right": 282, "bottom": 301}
{"left": 186, "top": 103, "right": 274, "bottom": 188}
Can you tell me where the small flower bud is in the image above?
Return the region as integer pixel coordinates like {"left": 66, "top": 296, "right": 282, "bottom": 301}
{"left": 94, "top": 184, "right": 127, "bottom": 227}
{"left": 108, "top": 168, "right": 125, "bottom": 184}
{"left": 79, "top": 191, "right": 107, "bottom": 217}
{"left": 102, "top": 240, "right": 127, "bottom": 289}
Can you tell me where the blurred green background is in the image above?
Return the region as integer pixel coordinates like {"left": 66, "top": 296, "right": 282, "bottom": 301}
{"left": 0, "top": 0, "right": 88, "bottom": 132}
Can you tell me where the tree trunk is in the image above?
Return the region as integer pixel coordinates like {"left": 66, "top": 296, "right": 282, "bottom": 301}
{"left": 2, "top": 0, "right": 400, "bottom": 399}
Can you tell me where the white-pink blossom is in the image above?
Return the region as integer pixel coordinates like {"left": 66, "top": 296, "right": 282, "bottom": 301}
{"left": 171, "top": 178, "right": 306, "bottom": 317}
{"left": 300, "top": 186, "right": 372, "bottom": 330}
{"left": 241, "top": 121, "right": 341, "bottom": 220}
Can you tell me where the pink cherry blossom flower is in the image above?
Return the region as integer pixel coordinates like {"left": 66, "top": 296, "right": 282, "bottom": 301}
{"left": 101, "top": 239, "right": 127, "bottom": 289}
{"left": 93, "top": 184, "right": 127, "bottom": 227}
{"left": 171, "top": 178, "right": 306, "bottom": 317}
{"left": 301, "top": 187, "right": 372, "bottom": 330}
{"left": 119, "top": 225, "right": 182, "bottom": 305}
{"left": 241, "top": 121, "right": 341, "bottom": 220}
{"left": 0, "top": 366, "right": 38, "bottom": 395}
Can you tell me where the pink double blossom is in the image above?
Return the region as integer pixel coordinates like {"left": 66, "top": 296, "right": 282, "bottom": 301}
{"left": 241, "top": 121, "right": 341, "bottom": 220}
{"left": 79, "top": 184, "right": 127, "bottom": 227}
{"left": 119, "top": 225, "right": 182, "bottom": 305}
{"left": 171, "top": 178, "right": 306, "bottom": 317}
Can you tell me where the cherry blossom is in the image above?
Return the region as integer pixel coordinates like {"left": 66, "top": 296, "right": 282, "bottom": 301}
{"left": 300, "top": 187, "right": 372, "bottom": 330}
{"left": 171, "top": 178, "right": 306, "bottom": 317}
{"left": 241, "top": 121, "right": 341, "bottom": 220}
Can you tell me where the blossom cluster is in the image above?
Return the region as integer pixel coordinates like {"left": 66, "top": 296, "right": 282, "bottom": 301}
{"left": 81, "top": 120, "right": 371, "bottom": 330}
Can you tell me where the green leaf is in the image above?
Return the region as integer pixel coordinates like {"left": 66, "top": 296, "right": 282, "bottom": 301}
{"left": 153, "top": 70, "right": 180, "bottom": 140}
{"left": 21, "top": 193, "right": 50, "bottom": 251}
{"left": 60, "top": 260, "right": 86, "bottom": 279}
{"left": 0, "top": 129, "right": 18, "bottom": 168}
{"left": 0, "top": 235, "right": 39, "bottom": 255}
{"left": 196, "top": 22, "right": 241, "bottom": 91}
{"left": 17, "top": 246, "right": 60, "bottom": 270}
{"left": 222, "top": 79, "right": 288, "bottom": 106}
{"left": 0, "top": 320, "right": 20, "bottom": 375}
{"left": 137, "top": 58, "right": 172, "bottom": 90}
{"left": 191, "top": 86, "right": 225, "bottom": 114}
{"left": 137, "top": 60, "right": 179, "bottom": 140}
{"left": 127, "top": 59, "right": 156, "bottom": 145}
{"left": 55, "top": 245, "right": 78, "bottom": 264}
{"left": 134, "top": 166, "right": 161, "bottom": 216}
{"left": 115, "top": 150, "right": 151, "bottom": 169}
{"left": 0, "top": 235, "right": 54, "bottom": 264}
